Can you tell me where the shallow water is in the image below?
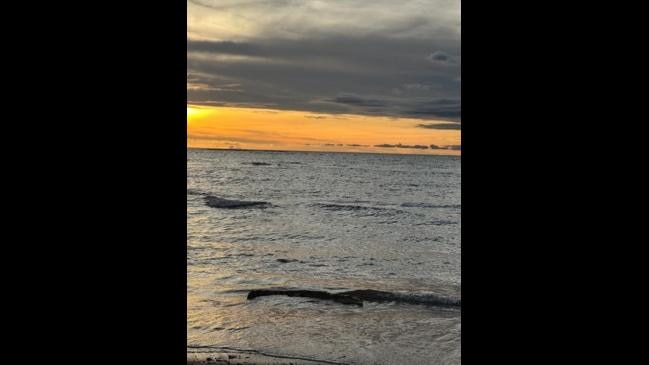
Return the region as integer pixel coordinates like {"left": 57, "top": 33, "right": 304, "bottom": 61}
{"left": 188, "top": 149, "right": 461, "bottom": 365}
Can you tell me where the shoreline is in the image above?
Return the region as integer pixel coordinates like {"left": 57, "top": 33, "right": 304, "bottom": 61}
{"left": 187, "top": 351, "right": 346, "bottom": 365}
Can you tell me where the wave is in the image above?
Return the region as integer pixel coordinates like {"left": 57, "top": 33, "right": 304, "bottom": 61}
{"left": 414, "top": 220, "right": 459, "bottom": 226}
{"left": 313, "top": 203, "right": 402, "bottom": 214}
{"left": 316, "top": 203, "right": 375, "bottom": 211}
{"left": 243, "top": 161, "right": 272, "bottom": 166}
{"left": 401, "top": 202, "right": 461, "bottom": 209}
{"left": 246, "top": 289, "right": 460, "bottom": 308}
{"left": 204, "top": 195, "right": 269, "bottom": 209}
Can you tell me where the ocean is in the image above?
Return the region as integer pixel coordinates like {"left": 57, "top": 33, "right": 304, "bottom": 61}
{"left": 187, "top": 148, "right": 461, "bottom": 364}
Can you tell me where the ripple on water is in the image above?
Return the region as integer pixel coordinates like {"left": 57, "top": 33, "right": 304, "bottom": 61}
{"left": 188, "top": 149, "right": 461, "bottom": 364}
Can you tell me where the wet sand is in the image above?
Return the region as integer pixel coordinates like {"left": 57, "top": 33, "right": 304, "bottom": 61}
{"left": 187, "top": 351, "right": 345, "bottom": 365}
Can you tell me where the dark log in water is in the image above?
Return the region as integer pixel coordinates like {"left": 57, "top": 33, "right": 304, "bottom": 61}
{"left": 246, "top": 289, "right": 461, "bottom": 308}
{"left": 247, "top": 289, "right": 363, "bottom": 306}
{"left": 204, "top": 195, "right": 268, "bottom": 209}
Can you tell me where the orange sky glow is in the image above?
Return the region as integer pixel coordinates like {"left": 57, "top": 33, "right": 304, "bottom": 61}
{"left": 187, "top": 105, "right": 461, "bottom": 155}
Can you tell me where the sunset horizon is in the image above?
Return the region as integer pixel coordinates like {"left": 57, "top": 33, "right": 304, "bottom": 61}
{"left": 188, "top": 104, "right": 460, "bottom": 155}
{"left": 187, "top": 0, "right": 460, "bottom": 156}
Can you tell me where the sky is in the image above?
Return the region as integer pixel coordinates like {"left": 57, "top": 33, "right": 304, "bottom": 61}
{"left": 187, "top": 0, "right": 461, "bottom": 154}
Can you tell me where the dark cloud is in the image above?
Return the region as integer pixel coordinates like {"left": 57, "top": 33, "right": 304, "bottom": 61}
{"left": 187, "top": 1, "right": 460, "bottom": 121}
{"left": 404, "top": 99, "right": 461, "bottom": 120}
{"left": 426, "top": 51, "right": 456, "bottom": 64}
{"left": 329, "top": 93, "right": 388, "bottom": 108}
{"left": 189, "top": 0, "right": 296, "bottom": 11}
{"left": 188, "top": 40, "right": 262, "bottom": 56}
{"left": 417, "top": 122, "right": 461, "bottom": 130}
{"left": 429, "top": 144, "right": 460, "bottom": 150}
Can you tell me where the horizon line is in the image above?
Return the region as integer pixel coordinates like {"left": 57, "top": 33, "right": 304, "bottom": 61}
{"left": 187, "top": 146, "right": 461, "bottom": 157}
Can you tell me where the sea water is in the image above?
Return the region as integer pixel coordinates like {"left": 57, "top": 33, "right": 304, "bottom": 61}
{"left": 187, "top": 149, "right": 461, "bottom": 364}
